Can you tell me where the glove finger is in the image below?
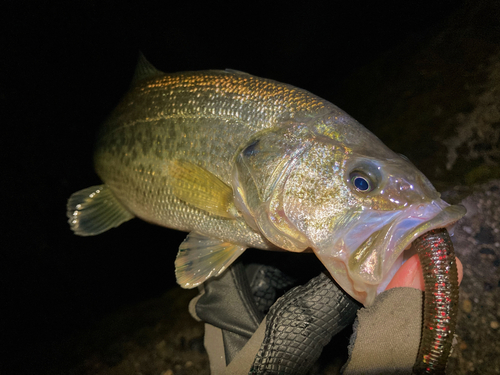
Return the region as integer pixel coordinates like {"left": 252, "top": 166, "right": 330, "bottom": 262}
{"left": 251, "top": 272, "right": 360, "bottom": 375}
{"left": 195, "top": 261, "right": 264, "bottom": 364}
{"left": 246, "top": 263, "right": 297, "bottom": 314}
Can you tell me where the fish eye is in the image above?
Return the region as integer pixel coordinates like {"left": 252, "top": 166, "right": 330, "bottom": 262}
{"left": 349, "top": 170, "right": 377, "bottom": 193}
{"left": 353, "top": 175, "right": 370, "bottom": 191}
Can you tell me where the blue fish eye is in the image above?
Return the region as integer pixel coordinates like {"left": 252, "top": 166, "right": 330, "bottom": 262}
{"left": 349, "top": 171, "right": 376, "bottom": 193}
{"left": 354, "top": 176, "right": 370, "bottom": 191}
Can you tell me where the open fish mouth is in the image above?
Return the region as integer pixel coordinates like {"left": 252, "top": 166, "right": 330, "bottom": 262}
{"left": 314, "top": 200, "right": 466, "bottom": 306}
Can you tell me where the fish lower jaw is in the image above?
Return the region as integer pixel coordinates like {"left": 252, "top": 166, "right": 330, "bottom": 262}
{"left": 352, "top": 283, "right": 378, "bottom": 307}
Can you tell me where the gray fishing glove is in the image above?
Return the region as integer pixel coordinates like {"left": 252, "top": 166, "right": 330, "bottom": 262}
{"left": 189, "top": 260, "right": 423, "bottom": 374}
{"left": 342, "top": 288, "right": 423, "bottom": 375}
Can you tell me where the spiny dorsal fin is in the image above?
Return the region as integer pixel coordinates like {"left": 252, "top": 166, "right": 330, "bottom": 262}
{"left": 225, "top": 68, "right": 251, "bottom": 75}
{"left": 131, "top": 52, "right": 164, "bottom": 84}
{"left": 67, "top": 185, "right": 134, "bottom": 236}
{"left": 169, "top": 160, "right": 238, "bottom": 218}
{"left": 175, "top": 232, "right": 247, "bottom": 288}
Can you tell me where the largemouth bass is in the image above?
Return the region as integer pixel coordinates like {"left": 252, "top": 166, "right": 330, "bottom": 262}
{"left": 67, "top": 55, "right": 465, "bottom": 372}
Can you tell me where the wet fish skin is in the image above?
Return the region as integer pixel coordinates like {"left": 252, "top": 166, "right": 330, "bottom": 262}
{"left": 93, "top": 66, "right": 331, "bottom": 250}
{"left": 67, "top": 55, "right": 465, "bottom": 306}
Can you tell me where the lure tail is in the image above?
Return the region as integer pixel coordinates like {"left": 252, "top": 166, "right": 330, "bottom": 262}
{"left": 413, "top": 228, "right": 459, "bottom": 374}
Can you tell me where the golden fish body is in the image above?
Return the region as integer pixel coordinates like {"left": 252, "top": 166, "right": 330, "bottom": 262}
{"left": 93, "top": 65, "right": 330, "bottom": 250}
{"left": 67, "top": 56, "right": 465, "bottom": 305}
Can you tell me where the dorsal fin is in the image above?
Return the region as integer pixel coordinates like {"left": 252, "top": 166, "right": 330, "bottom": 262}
{"left": 225, "top": 68, "right": 251, "bottom": 75}
{"left": 131, "top": 52, "right": 164, "bottom": 84}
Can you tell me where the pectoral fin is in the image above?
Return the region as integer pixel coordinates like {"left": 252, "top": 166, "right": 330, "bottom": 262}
{"left": 169, "top": 160, "right": 237, "bottom": 218}
{"left": 175, "top": 232, "right": 246, "bottom": 288}
{"left": 67, "top": 185, "right": 134, "bottom": 236}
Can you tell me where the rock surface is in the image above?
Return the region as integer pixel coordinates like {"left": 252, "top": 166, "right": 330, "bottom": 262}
{"left": 340, "top": 0, "right": 500, "bottom": 192}
{"left": 50, "top": 288, "right": 210, "bottom": 375}
{"left": 446, "top": 180, "right": 500, "bottom": 374}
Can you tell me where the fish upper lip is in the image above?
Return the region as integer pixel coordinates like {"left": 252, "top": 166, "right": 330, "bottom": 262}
{"left": 388, "top": 204, "right": 466, "bottom": 261}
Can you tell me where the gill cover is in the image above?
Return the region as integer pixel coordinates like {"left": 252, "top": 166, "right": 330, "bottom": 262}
{"left": 233, "top": 123, "right": 315, "bottom": 252}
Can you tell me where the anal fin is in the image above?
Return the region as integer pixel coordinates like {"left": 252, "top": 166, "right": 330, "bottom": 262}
{"left": 67, "top": 185, "right": 134, "bottom": 236}
{"left": 175, "top": 232, "right": 246, "bottom": 288}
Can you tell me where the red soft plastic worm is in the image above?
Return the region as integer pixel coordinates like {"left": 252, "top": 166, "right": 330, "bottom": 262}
{"left": 413, "top": 228, "right": 459, "bottom": 374}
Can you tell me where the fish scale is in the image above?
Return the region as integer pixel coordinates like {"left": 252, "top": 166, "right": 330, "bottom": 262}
{"left": 94, "top": 69, "right": 334, "bottom": 247}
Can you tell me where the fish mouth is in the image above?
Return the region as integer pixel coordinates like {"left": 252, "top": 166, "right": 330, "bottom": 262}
{"left": 314, "top": 200, "right": 466, "bottom": 306}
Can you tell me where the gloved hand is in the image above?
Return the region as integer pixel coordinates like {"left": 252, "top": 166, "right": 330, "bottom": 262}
{"left": 189, "top": 256, "right": 462, "bottom": 375}
{"left": 343, "top": 254, "right": 463, "bottom": 375}
{"left": 189, "top": 260, "right": 359, "bottom": 374}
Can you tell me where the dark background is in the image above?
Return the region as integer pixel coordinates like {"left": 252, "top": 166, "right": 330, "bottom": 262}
{"left": 1, "top": 1, "right": 477, "bottom": 373}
